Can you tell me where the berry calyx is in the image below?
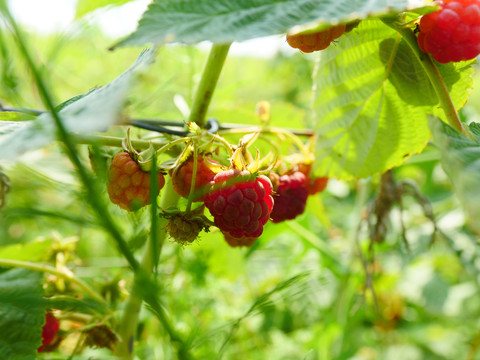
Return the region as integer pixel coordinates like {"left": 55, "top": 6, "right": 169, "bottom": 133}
{"left": 417, "top": 0, "right": 480, "bottom": 63}
{"left": 204, "top": 169, "right": 274, "bottom": 244}
{"left": 38, "top": 312, "right": 59, "bottom": 353}
{"left": 270, "top": 172, "right": 309, "bottom": 223}
{"left": 170, "top": 154, "right": 218, "bottom": 202}
{"left": 107, "top": 152, "right": 165, "bottom": 211}
{"left": 286, "top": 24, "right": 346, "bottom": 53}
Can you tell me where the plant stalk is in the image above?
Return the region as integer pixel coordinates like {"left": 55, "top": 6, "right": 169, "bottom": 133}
{"left": 188, "top": 43, "right": 231, "bottom": 128}
{"left": 384, "top": 20, "right": 471, "bottom": 138}
{"left": 114, "top": 179, "right": 180, "bottom": 359}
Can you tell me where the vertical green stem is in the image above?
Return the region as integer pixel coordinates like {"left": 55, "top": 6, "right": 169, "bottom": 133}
{"left": 384, "top": 20, "right": 472, "bottom": 138}
{"left": 115, "top": 179, "right": 180, "bottom": 359}
{"left": 3, "top": 8, "right": 139, "bottom": 271}
{"left": 185, "top": 143, "right": 198, "bottom": 213}
{"left": 188, "top": 43, "right": 231, "bottom": 128}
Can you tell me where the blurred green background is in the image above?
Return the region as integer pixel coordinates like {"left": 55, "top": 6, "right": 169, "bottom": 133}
{"left": 2, "top": 12, "right": 480, "bottom": 360}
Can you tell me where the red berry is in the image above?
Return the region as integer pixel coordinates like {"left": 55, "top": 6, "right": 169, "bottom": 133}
{"left": 286, "top": 24, "right": 346, "bottom": 53}
{"left": 107, "top": 152, "right": 165, "bottom": 211}
{"left": 297, "top": 163, "right": 329, "bottom": 195}
{"left": 223, "top": 233, "right": 257, "bottom": 247}
{"left": 204, "top": 169, "right": 273, "bottom": 243}
{"left": 308, "top": 176, "right": 329, "bottom": 195}
{"left": 417, "top": 0, "right": 480, "bottom": 63}
{"left": 270, "top": 172, "right": 309, "bottom": 223}
{"left": 170, "top": 154, "right": 217, "bottom": 201}
{"left": 38, "top": 312, "right": 59, "bottom": 353}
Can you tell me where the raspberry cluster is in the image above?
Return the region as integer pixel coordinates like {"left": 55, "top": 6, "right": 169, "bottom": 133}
{"left": 204, "top": 169, "right": 274, "bottom": 240}
{"left": 107, "top": 152, "right": 165, "bottom": 211}
{"left": 417, "top": 0, "right": 480, "bottom": 63}
{"left": 286, "top": 24, "right": 346, "bottom": 53}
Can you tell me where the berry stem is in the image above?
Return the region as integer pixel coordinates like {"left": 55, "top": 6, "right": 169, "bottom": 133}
{"left": 0, "top": 259, "right": 105, "bottom": 304}
{"left": 188, "top": 43, "right": 231, "bottom": 128}
{"left": 155, "top": 136, "right": 190, "bottom": 156}
{"left": 74, "top": 134, "right": 168, "bottom": 150}
{"left": 219, "top": 126, "right": 311, "bottom": 158}
{"left": 185, "top": 142, "right": 198, "bottom": 213}
{"left": 204, "top": 132, "right": 234, "bottom": 157}
{"left": 383, "top": 20, "right": 472, "bottom": 138}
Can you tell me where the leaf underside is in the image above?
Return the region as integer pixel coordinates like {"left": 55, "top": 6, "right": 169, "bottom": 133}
{"left": 113, "top": 0, "right": 429, "bottom": 47}
{"left": 430, "top": 118, "right": 480, "bottom": 235}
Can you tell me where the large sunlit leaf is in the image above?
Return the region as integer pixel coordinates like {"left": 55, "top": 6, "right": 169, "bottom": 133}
{"left": 113, "top": 0, "right": 428, "bottom": 47}
{"left": 0, "top": 268, "right": 45, "bottom": 360}
{"left": 312, "top": 20, "right": 474, "bottom": 179}
{"left": 429, "top": 117, "right": 480, "bottom": 235}
{"left": 0, "top": 48, "right": 156, "bottom": 161}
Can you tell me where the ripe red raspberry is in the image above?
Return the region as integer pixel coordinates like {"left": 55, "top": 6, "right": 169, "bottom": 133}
{"left": 204, "top": 169, "right": 273, "bottom": 242}
{"left": 170, "top": 154, "right": 218, "bottom": 201}
{"left": 270, "top": 172, "right": 309, "bottom": 223}
{"left": 417, "top": 0, "right": 480, "bottom": 63}
{"left": 38, "top": 312, "right": 59, "bottom": 353}
{"left": 308, "top": 176, "right": 329, "bottom": 195}
{"left": 107, "top": 152, "right": 165, "bottom": 211}
{"left": 286, "top": 24, "right": 346, "bottom": 53}
{"left": 297, "top": 163, "right": 329, "bottom": 195}
{"left": 223, "top": 233, "right": 257, "bottom": 247}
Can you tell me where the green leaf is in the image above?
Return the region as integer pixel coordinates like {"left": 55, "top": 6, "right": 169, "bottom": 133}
{"left": 113, "top": 0, "right": 428, "bottom": 47}
{"left": 76, "top": 0, "right": 134, "bottom": 18}
{"left": 0, "top": 48, "right": 156, "bottom": 161}
{"left": 46, "top": 295, "right": 108, "bottom": 316}
{"left": 429, "top": 117, "right": 480, "bottom": 234}
{"left": 312, "top": 20, "right": 473, "bottom": 179}
{"left": 0, "top": 112, "right": 36, "bottom": 122}
{"left": 0, "top": 268, "right": 45, "bottom": 360}
{"left": 0, "top": 240, "right": 52, "bottom": 262}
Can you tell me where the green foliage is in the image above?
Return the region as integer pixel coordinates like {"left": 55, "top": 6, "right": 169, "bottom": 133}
{"left": 113, "top": 0, "right": 429, "bottom": 47}
{"left": 0, "top": 48, "right": 156, "bottom": 161}
{"left": 0, "top": 112, "right": 36, "bottom": 121}
{"left": 0, "top": 268, "right": 45, "bottom": 360}
{"left": 75, "top": 0, "right": 135, "bottom": 18}
{"left": 312, "top": 20, "right": 473, "bottom": 179}
{"left": 430, "top": 117, "right": 480, "bottom": 234}
{"left": 0, "top": 240, "right": 52, "bottom": 262}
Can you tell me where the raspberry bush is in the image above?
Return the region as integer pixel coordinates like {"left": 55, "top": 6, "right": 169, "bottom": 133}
{"left": 2, "top": 0, "right": 480, "bottom": 359}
